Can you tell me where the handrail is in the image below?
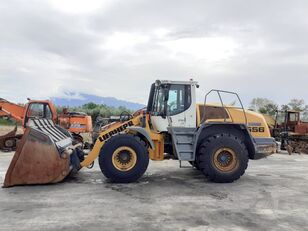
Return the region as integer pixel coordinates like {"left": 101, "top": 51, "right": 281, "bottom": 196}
{"left": 201, "top": 89, "right": 247, "bottom": 125}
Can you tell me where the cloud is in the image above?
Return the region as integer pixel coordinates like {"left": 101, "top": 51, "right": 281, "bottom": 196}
{"left": 49, "top": 0, "right": 114, "bottom": 14}
{"left": 0, "top": 0, "right": 308, "bottom": 107}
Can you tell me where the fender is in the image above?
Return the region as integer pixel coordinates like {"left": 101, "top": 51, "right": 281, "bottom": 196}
{"left": 127, "top": 126, "right": 155, "bottom": 149}
{"left": 194, "top": 122, "right": 256, "bottom": 159}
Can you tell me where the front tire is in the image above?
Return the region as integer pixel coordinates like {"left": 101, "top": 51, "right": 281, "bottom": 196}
{"left": 99, "top": 134, "right": 149, "bottom": 183}
{"left": 188, "top": 161, "right": 200, "bottom": 170}
{"left": 196, "top": 134, "right": 249, "bottom": 183}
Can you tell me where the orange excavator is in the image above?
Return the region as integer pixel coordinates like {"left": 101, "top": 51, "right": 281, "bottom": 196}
{"left": 0, "top": 98, "right": 92, "bottom": 151}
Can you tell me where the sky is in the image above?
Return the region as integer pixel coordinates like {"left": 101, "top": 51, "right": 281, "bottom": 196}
{"left": 0, "top": 0, "right": 308, "bottom": 107}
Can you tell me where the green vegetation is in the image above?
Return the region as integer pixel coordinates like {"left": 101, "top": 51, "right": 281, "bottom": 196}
{"left": 250, "top": 98, "right": 308, "bottom": 120}
{"left": 56, "top": 103, "right": 134, "bottom": 122}
{"left": 0, "top": 118, "right": 16, "bottom": 126}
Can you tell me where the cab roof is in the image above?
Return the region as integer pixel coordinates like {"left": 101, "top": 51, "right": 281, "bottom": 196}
{"left": 156, "top": 79, "right": 199, "bottom": 86}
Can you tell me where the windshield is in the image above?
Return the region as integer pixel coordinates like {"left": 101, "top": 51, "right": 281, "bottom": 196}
{"left": 289, "top": 112, "right": 299, "bottom": 122}
{"left": 27, "top": 103, "right": 52, "bottom": 119}
{"left": 152, "top": 86, "right": 165, "bottom": 115}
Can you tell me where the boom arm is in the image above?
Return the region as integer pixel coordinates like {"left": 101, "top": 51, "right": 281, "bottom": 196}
{"left": 81, "top": 115, "right": 142, "bottom": 167}
{"left": 0, "top": 99, "right": 25, "bottom": 122}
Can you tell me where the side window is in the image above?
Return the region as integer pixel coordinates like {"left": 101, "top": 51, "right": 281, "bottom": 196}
{"left": 27, "top": 104, "right": 44, "bottom": 117}
{"left": 289, "top": 113, "right": 298, "bottom": 122}
{"left": 45, "top": 105, "right": 52, "bottom": 119}
{"left": 167, "top": 85, "right": 191, "bottom": 116}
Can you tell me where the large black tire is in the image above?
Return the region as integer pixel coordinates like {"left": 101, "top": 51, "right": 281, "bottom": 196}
{"left": 196, "top": 133, "right": 249, "bottom": 183}
{"left": 188, "top": 161, "right": 200, "bottom": 170}
{"left": 99, "top": 134, "right": 149, "bottom": 183}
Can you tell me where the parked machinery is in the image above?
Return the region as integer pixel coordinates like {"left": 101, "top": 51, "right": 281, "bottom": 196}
{"left": 272, "top": 110, "right": 308, "bottom": 154}
{"left": 3, "top": 80, "right": 276, "bottom": 187}
{"left": 0, "top": 98, "right": 92, "bottom": 151}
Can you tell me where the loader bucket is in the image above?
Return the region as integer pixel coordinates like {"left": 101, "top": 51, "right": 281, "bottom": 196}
{"left": 3, "top": 119, "right": 83, "bottom": 187}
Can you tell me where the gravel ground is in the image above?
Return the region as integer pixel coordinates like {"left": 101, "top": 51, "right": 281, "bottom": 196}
{"left": 0, "top": 151, "right": 308, "bottom": 231}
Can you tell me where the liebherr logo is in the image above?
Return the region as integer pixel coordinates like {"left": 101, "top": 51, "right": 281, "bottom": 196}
{"left": 98, "top": 120, "right": 134, "bottom": 142}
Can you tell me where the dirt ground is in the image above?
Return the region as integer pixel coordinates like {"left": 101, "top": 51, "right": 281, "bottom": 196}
{"left": 0, "top": 125, "right": 23, "bottom": 136}
{"left": 0, "top": 151, "right": 308, "bottom": 231}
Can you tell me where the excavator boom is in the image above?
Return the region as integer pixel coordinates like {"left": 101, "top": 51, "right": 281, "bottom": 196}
{"left": 0, "top": 99, "right": 25, "bottom": 122}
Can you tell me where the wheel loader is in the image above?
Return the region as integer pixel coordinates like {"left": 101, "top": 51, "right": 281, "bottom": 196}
{"left": 3, "top": 80, "right": 276, "bottom": 187}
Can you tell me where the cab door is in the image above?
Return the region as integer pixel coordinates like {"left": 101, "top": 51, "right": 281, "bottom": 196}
{"left": 150, "top": 84, "right": 196, "bottom": 132}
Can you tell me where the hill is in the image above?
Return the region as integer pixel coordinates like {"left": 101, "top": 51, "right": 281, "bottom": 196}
{"left": 51, "top": 93, "right": 145, "bottom": 111}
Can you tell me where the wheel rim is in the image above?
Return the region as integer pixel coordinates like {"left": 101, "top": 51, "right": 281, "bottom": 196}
{"left": 213, "top": 148, "right": 239, "bottom": 172}
{"left": 4, "top": 139, "right": 15, "bottom": 148}
{"left": 112, "top": 146, "right": 137, "bottom": 171}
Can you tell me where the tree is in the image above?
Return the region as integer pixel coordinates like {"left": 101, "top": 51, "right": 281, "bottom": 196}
{"left": 301, "top": 105, "right": 308, "bottom": 121}
{"left": 57, "top": 103, "right": 134, "bottom": 122}
{"left": 287, "top": 99, "right": 305, "bottom": 111}
{"left": 249, "top": 98, "right": 278, "bottom": 116}
{"left": 82, "top": 102, "right": 98, "bottom": 110}
{"left": 259, "top": 103, "right": 278, "bottom": 116}
{"left": 280, "top": 104, "right": 290, "bottom": 111}
{"left": 250, "top": 98, "right": 273, "bottom": 111}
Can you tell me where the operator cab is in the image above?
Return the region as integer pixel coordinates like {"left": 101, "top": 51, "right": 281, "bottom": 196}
{"left": 274, "top": 110, "right": 300, "bottom": 133}
{"left": 24, "top": 102, "right": 53, "bottom": 128}
{"left": 147, "top": 80, "right": 199, "bottom": 132}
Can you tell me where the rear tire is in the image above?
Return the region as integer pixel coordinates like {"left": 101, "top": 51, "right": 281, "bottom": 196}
{"left": 4, "top": 138, "right": 16, "bottom": 150}
{"left": 196, "top": 133, "right": 248, "bottom": 183}
{"left": 99, "top": 134, "right": 149, "bottom": 183}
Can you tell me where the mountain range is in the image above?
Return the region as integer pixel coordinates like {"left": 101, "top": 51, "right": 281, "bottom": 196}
{"left": 51, "top": 93, "right": 145, "bottom": 111}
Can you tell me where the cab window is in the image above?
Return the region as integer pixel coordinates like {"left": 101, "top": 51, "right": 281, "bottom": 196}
{"left": 289, "top": 113, "right": 299, "bottom": 122}
{"left": 45, "top": 105, "right": 52, "bottom": 119}
{"left": 27, "top": 103, "right": 52, "bottom": 119}
{"left": 167, "top": 84, "right": 191, "bottom": 116}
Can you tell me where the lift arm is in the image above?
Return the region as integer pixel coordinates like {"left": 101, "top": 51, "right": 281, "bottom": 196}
{"left": 81, "top": 115, "right": 142, "bottom": 167}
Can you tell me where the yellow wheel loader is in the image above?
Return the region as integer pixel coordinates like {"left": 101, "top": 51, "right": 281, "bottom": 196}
{"left": 3, "top": 80, "right": 276, "bottom": 187}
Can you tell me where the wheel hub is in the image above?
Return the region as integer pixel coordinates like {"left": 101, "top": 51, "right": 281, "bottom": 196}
{"left": 213, "top": 148, "right": 238, "bottom": 172}
{"left": 117, "top": 152, "right": 131, "bottom": 164}
{"left": 112, "top": 146, "right": 137, "bottom": 172}
{"left": 4, "top": 139, "right": 15, "bottom": 148}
